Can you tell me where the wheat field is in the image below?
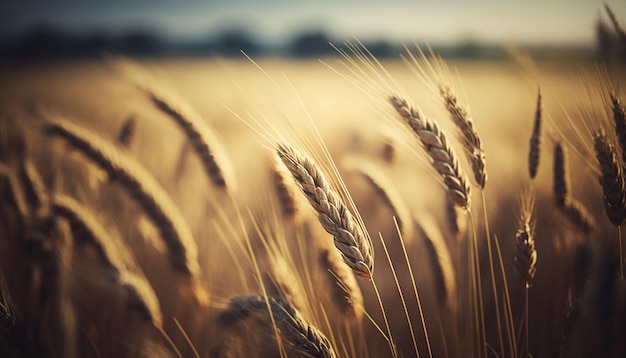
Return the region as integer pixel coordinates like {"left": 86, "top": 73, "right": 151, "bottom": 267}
{"left": 1, "top": 43, "right": 626, "bottom": 358}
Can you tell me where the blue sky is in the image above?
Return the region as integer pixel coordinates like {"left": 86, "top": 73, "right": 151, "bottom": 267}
{"left": 2, "top": 0, "right": 625, "bottom": 45}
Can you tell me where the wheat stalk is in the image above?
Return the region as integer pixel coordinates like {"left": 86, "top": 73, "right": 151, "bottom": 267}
{"left": 390, "top": 95, "right": 472, "bottom": 209}
{"left": 43, "top": 118, "right": 208, "bottom": 305}
{"left": 52, "top": 193, "right": 163, "bottom": 327}
{"left": 439, "top": 85, "right": 487, "bottom": 188}
{"left": 219, "top": 295, "right": 337, "bottom": 358}
{"left": 276, "top": 143, "right": 374, "bottom": 280}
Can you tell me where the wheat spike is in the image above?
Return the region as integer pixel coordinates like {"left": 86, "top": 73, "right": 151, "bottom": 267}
{"left": 52, "top": 193, "right": 163, "bottom": 327}
{"left": 319, "top": 247, "right": 363, "bottom": 321}
{"left": 345, "top": 159, "right": 413, "bottom": 241}
{"left": 147, "top": 90, "right": 235, "bottom": 192}
{"left": 276, "top": 143, "right": 374, "bottom": 280}
{"left": 271, "top": 156, "right": 299, "bottom": 219}
{"left": 390, "top": 95, "right": 471, "bottom": 209}
{"left": 263, "top": 254, "right": 306, "bottom": 313}
{"left": 43, "top": 118, "right": 208, "bottom": 306}
{"left": 439, "top": 85, "right": 487, "bottom": 188}
{"left": 561, "top": 198, "right": 597, "bottom": 235}
{"left": 528, "top": 88, "right": 542, "bottom": 179}
{"left": 219, "top": 295, "right": 336, "bottom": 358}
{"left": 513, "top": 195, "right": 537, "bottom": 287}
{"left": 415, "top": 213, "right": 456, "bottom": 310}
{"left": 117, "top": 115, "right": 137, "bottom": 148}
{"left": 115, "top": 57, "right": 235, "bottom": 192}
{"left": 609, "top": 93, "right": 626, "bottom": 164}
{"left": 553, "top": 142, "right": 568, "bottom": 207}
{"left": 593, "top": 132, "right": 626, "bottom": 226}
{"left": 605, "top": 4, "right": 626, "bottom": 46}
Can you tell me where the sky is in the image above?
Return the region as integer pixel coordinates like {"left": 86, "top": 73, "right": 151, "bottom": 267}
{"left": 1, "top": 0, "right": 625, "bottom": 46}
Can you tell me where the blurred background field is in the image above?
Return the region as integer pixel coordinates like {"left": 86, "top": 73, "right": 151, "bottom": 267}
{"left": 3, "top": 1, "right": 626, "bottom": 358}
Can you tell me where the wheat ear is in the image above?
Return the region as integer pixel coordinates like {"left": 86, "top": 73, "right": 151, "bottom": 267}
{"left": 609, "top": 93, "right": 626, "bottom": 164}
{"left": 117, "top": 115, "right": 137, "bottom": 148}
{"left": 553, "top": 142, "right": 568, "bottom": 207}
{"left": 319, "top": 247, "right": 363, "bottom": 321}
{"left": 528, "top": 88, "right": 542, "bottom": 179}
{"left": 513, "top": 198, "right": 537, "bottom": 287}
{"left": 445, "top": 192, "right": 467, "bottom": 241}
{"left": 219, "top": 295, "right": 337, "bottom": 358}
{"left": 271, "top": 156, "right": 299, "bottom": 219}
{"left": 51, "top": 193, "right": 163, "bottom": 327}
{"left": 415, "top": 213, "right": 456, "bottom": 310}
{"left": 147, "top": 90, "right": 235, "bottom": 192}
{"left": 439, "top": 85, "right": 487, "bottom": 188}
{"left": 593, "top": 132, "right": 626, "bottom": 226}
{"left": 276, "top": 143, "right": 374, "bottom": 280}
{"left": 605, "top": 4, "right": 626, "bottom": 45}
{"left": 390, "top": 95, "right": 471, "bottom": 209}
{"left": 346, "top": 159, "right": 413, "bottom": 241}
{"left": 43, "top": 119, "right": 206, "bottom": 297}
{"left": 562, "top": 198, "right": 597, "bottom": 235}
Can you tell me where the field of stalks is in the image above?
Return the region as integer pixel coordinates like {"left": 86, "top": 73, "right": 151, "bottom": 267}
{"left": 2, "top": 40, "right": 626, "bottom": 358}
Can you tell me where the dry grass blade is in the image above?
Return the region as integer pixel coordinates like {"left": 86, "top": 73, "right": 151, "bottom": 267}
{"left": 219, "top": 295, "right": 337, "bottom": 358}
{"left": 52, "top": 193, "right": 163, "bottom": 327}
{"left": 593, "top": 132, "right": 626, "bottom": 226}
{"left": 529, "top": 88, "right": 542, "bottom": 180}
{"left": 553, "top": 142, "right": 568, "bottom": 207}
{"left": 439, "top": 85, "right": 487, "bottom": 188}
{"left": 389, "top": 95, "right": 471, "bottom": 209}
{"left": 117, "top": 115, "right": 137, "bottom": 148}
{"left": 414, "top": 213, "right": 456, "bottom": 310}
{"left": 276, "top": 143, "right": 374, "bottom": 280}
{"left": 319, "top": 247, "right": 363, "bottom": 321}
{"left": 43, "top": 118, "right": 208, "bottom": 305}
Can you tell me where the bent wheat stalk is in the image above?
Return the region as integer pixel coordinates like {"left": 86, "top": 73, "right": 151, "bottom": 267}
{"left": 52, "top": 193, "right": 164, "bottom": 327}
{"left": 44, "top": 118, "right": 208, "bottom": 305}
{"left": 276, "top": 143, "right": 374, "bottom": 280}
